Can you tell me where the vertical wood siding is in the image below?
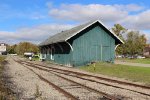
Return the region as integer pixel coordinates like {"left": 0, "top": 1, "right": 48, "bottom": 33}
{"left": 72, "top": 25, "right": 115, "bottom": 66}
{"left": 42, "top": 24, "right": 115, "bottom": 67}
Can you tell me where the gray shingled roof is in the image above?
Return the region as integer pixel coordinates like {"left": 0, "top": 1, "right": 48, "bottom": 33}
{"left": 39, "top": 20, "right": 123, "bottom": 46}
{"left": 39, "top": 21, "right": 93, "bottom": 46}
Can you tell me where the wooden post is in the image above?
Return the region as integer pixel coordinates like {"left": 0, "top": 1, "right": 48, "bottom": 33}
{"left": 91, "top": 61, "right": 96, "bottom": 71}
{"left": 94, "top": 63, "right": 95, "bottom": 71}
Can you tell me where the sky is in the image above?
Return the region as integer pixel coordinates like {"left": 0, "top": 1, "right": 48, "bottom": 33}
{"left": 0, "top": 0, "right": 150, "bottom": 44}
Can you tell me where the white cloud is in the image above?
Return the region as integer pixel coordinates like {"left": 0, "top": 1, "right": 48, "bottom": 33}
{"left": 0, "top": 24, "right": 74, "bottom": 44}
{"left": 120, "top": 10, "right": 150, "bottom": 30}
{"left": 48, "top": 3, "right": 150, "bottom": 30}
{"left": 48, "top": 4, "right": 144, "bottom": 23}
{"left": 141, "top": 31, "right": 150, "bottom": 43}
{"left": 114, "top": 4, "right": 144, "bottom": 12}
{"left": 49, "top": 4, "right": 129, "bottom": 23}
{"left": 1, "top": 3, "right": 150, "bottom": 44}
{"left": 47, "top": 3, "right": 150, "bottom": 42}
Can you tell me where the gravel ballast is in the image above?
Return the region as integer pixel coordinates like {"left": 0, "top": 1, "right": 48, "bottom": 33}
{"left": 5, "top": 56, "right": 150, "bottom": 100}
{"left": 6, "top": 56, "right": 68, "bottom": 100}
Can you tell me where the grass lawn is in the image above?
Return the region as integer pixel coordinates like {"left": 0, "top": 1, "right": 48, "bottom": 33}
{"left": 0, "top": 56, "right": 5, "bottom": 76}
{"left": 32, "top": 56, "right": 39, "bottom": 61}
{"left": 79, "top": 62, "right": 150, "bottom": 85}
{"left": 116, "top": 58, "right": 150, "bottom": 64}
{"left": 0, "top": 56, "right": 16, "bottom": 99}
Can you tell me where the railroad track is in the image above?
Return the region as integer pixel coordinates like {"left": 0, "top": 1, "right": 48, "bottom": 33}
{"left": 32, "top": 63, "right": 150, "bottom": 90}
{"left": 13, "top": 58, "right": 121, "bottom": 100}
{"left": 15, "top": 58, "right": 150, "bottom": 98}
{"left": 24, "top": 63, "right": 150, "bottom": 97}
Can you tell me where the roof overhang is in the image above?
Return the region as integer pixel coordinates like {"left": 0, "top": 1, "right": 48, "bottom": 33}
{"left": 39, "top": 20, "right": 124, "bottom": 47}
{"left": 65, "top": 20, "right": 124, "bottom": 44}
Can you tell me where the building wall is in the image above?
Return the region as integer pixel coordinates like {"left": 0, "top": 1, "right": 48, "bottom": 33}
{"left": 0, "top": 43, "right": 7, "bottom": 55}
{"left": 41, "top": 24, "right": 115, "bottom": 67}
{"left": 41, "top": 42, "right": 73, "bottom": 66}
{"left": 143, "top": 46, "right": 150, "bottom": 57}
{"left": 53, "top": 43, "right": 72, "bottom": 66}
{"left": 70, "top": 25, "right": 115, "bottom": 66}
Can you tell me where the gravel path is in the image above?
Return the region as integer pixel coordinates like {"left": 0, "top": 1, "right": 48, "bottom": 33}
{"left": 6, "top": 56, "right": 68, "bottom": 100}
{"left": 115, "top": 60, "right": 150, "bottom": 67}
{"left": 6, "top": 56, "right": 150, "bottom": 100}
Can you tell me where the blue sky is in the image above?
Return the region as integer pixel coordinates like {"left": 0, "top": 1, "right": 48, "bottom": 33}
{"left": 0, "top": 0, "right": 150, "bottom": 44}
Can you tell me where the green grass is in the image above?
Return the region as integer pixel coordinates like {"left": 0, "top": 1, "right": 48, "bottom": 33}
{"left": 0, "top": 56, "right": 5, "bottom": 62}
{"left": 116, "top": 58, "right": 150, "bottom": 64}
{"left": 79, "top": 62, "right": 150, "bottom": 85}
{"left": 0, "top": 56, "right": 5, "bottom": 75}
{"left": 32, "top": 56, "right": 39, "bottom": 61}
{"left": 0, "top": 56, "right": 16, "bottom": 100}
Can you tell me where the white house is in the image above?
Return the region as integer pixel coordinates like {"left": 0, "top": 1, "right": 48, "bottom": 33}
{"left": 0, "top": 43, "right": 7, "bottom": 55}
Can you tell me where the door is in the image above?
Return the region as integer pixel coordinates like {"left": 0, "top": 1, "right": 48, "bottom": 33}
{"left": 102, "top": 46, "right": 110, "bottom": 61}
{"left": 90, "top": 45, "right": 101, "bottom": 62}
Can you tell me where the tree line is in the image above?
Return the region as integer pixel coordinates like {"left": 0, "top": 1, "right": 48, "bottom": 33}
{"left": 112, "top": 24, "right": 147, "bottom": 56}
{"left": 7, "top": 42, "right": 39, "bottom": 55}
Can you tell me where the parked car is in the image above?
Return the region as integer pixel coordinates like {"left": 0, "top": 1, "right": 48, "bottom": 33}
{"left": 9, "top": 54, "right": 17, "bottom": 56}
{"left": 116, "top": 55, "right": 123, "bottom": 58}
{"left": 127, "top": 56, "right": 134, "bottom": 59}
{"left": 24, "top": 52, "right": 34, "bottom": 57}
{"left": 137, "top": 56, "right": 145, "bottom": 59}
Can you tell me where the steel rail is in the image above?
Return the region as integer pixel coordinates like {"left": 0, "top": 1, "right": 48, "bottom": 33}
{"left": 14, "top": 59, "right": 78, "bottom": 100}
{"left": 15, "top": 59, "right": 119, "bottom": 100}
{"left": 22, "top": 61, "right": 150, "bottom": 97}
{"left": 14, "top": 58, "right": 150, "bottom": 98}
{"left": 25, "top": 61, "right": 150, "bottom": 90}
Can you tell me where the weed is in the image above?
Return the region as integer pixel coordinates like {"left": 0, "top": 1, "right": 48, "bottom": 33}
{"left": 34, "top": 84, "right": 46, "bottom": 100}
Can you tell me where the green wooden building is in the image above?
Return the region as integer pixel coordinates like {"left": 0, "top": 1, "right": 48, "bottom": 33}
{"left": 39, "top": 20, "right": 123, "bottom": 66}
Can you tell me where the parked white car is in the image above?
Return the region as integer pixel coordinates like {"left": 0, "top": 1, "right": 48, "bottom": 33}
{"left": 24, "top": 52, "right": 34, "bottom": 57}
{"left": 116, "top": 55, "right": 123, "bottom": 58}
{"left": 137, "top": 56, "right": 145, "bottom": 59}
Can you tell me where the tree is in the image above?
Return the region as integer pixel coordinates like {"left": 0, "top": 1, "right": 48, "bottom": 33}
{"left": 126, "top": 31, "right": 147, "bottom": 56}
{"left": 112, "top": 24, "right": 147, "bottom": 56}
{"left": 7, "top": 44, "right": 17, "bottom": 54}
{"left": 15, "top": 42, "right": 39, "bottom": 55}
{"left": 7, "top": 42, "right": 39, "bottom": 55}
{"left": 111, "top": 24, "right": 127, "bottom": 55}
{"left": 112, "top": 24, "right": 127, "bottom": 37}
